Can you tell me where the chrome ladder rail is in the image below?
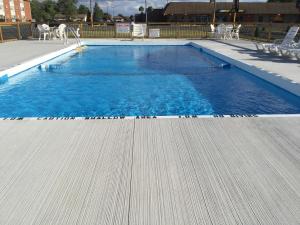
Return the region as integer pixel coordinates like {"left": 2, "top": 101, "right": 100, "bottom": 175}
{"left": 66, "top": 27, "right": 81, "bottom": 47}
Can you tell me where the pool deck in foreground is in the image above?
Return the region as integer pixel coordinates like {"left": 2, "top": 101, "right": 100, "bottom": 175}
{"left": 0, "top": 117, "right": 299, "bottom": 224}
{"left": 0, "top": 39, "right": 299, "bottom": 224}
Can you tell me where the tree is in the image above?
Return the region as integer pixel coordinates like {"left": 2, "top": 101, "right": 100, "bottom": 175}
{"left": 30, "top": 0, "right": 43, "bottom": 22}
{"left": 30, "top": 0, "right": 58, "bottom": 22}
{"left": 147, "top": 6, "right": 153, "bottom": 13}
{"left": 78, "top": 5, "right": 90, "bottom": 15}
{"left": 93, "top": 3, "right": 104, "bottom": 22}
{"left": 139, "top": 6, "right": 144, "bottom": 14}
{"left": 267, "top": 0, "right": 295, "bottom": 2}
{"left": 57, "top": 0, "right": 78, "bottom": 21}
{"left": 42, "top": 0, "right": 57, "bottom": 21}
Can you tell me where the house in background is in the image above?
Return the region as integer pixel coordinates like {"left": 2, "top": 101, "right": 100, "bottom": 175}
{"left": 163, "top": 2, "right": 300, "bottom": 23}
{"left": 0, "top": 0, "right": 32, "bottom": 22}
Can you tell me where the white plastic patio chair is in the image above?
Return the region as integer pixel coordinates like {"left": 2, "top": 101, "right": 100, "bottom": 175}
{"left": 232, "top": 24, "right": 241, "bottom": 40}
{"left": 256, "top": 26, "right": 299, "bottom": 53}
{"left": 37, "top": 24, "right": 51, "bottom": 41}
{"left": 216, "top": 24, "right": 226, "bottom": 39}
{"left": 57, "top": 24, "right": 67, "bottom": 41}
{"left": 132, "top": 23, "right": 147, "bottom": 40}
{"left": 224, "top": 24, "right": 233, "bottom": 40}
{"left": 210, "top": 24, "right": 216, "bottom": 38}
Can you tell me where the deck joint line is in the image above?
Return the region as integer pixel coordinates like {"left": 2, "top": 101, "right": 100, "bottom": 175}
{"left": 127, "top": 119, "right": 136, "bottom": 225}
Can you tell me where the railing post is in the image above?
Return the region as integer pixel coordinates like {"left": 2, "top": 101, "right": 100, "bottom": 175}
{"left": 17, "top": 22, "right": 21, "bottom": 40}
{"left": 0, "top": 26, "right": 3, "bottom": 43}
{"left": 268, "top": 22, "right": 272, "bottom": 41}
{"left": 80, "top": 23, "right": 83, "bottom": 38}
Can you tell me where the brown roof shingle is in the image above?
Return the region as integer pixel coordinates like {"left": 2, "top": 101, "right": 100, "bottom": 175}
{"left": 164, "top": 2, "right": 300, "bottom": 15}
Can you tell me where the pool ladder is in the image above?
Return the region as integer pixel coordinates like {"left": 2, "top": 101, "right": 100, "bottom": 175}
{"left": 66, "top": 27, "right": 81, "bottom": 47}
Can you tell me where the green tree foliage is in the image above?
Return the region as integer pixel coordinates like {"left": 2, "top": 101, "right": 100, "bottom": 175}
{"left": 147, "top": 6, "right": 153, "bottom": 13}
{"left": 78, "top": 5, "right": 90, "bottom": 15}
{"left": 30, "top": 0, "right": 110, "bottom": 23}
{"left": 139, "top": 6, "right": 144, "bottom": 14}
{"left": 93, "top": 3, "right": 104, "bottom": 22}
{"left": 30, "top": 0, "right": 57, "bottom": 22}
{"left": 267, "top": 0, "right": 296, "bottom": 2}
{"left": 42, "top": 0, "right": 57, "bottom": 21}
{"left": 30, "top": 0, "right": 43, "bottom": 22}
{"left": 57, "top": 0, "right": 78, "bottom": 21}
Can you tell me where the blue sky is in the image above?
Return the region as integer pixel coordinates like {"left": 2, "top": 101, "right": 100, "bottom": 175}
{"left": 78, "top": 0, "right": 267, "bottom": 16}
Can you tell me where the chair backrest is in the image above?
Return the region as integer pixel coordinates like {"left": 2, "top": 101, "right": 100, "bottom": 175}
{"left": 133, "top": 24, "right": 146, "bottom": 37}
{"left": 226, "top": 25, "right": 233, "bottom": 32}
{"left": 37, "top": 24, "right": 43, "bottom": 32}
{"left": 58, "top": 24, "right": 67, "bottom": 33}
{"left": 217, "top": 24, "right": 226, "bottom": 34}
{"left": 58, "top": 24, "right": 67, "bottom": 39}
{"left": 42, "top": 24, "right": 50, "bottom": 31}
{"left": 210, "top": 24, "right": 215, "bottom": 32}
{"left": 282, "top": 26, "right": 299, "bottom": 45}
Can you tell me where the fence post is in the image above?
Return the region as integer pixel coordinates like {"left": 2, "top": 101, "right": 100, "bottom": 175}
{"left": 80, "top": 23, "right": 83, "bottom": 38}
{"left": 0, "top": 26, "right": 3, "bottom": 43}
{"left": 16, "top": 22, "right": 21, "bottom": 40}
{"left": 268, "top": 22, "right": 272, "bottom": 41}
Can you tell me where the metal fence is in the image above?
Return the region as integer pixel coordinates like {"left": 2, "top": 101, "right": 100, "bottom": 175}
{"left": 0, "top": 22, "right": 32, "bottom": 42}
{"left": 1, "top": 22, "right": 300, "bottom": 43}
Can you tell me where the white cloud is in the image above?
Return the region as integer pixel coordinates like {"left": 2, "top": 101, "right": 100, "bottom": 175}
{"left": 78, "top": 0, "right": 267, "bottom": 16}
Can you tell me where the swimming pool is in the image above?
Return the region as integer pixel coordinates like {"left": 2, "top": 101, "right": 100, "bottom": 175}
{"left": 0, "top": 44, "right": 300, "bottom": 118}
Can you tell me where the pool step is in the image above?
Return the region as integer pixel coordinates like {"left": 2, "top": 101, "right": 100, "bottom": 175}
{"left": 38, "top": 64, "right": 64, "bottom": 72}
{"left": 0, "top": 75, "right": 8, "bottom": 85}
{"left": 219, "top": 63, "right": 231, "bottom": 69}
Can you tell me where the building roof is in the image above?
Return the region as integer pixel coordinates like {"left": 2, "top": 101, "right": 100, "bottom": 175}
{"left": 164, "top": 2, "right": 300, "bottom": 15}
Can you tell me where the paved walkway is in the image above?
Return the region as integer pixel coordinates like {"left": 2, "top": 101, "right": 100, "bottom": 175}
{"left": 0, "top": 117, "right": 299, "bottom": 225}
{"left": 0, "top": 40, "right": 76, "bottom": 71}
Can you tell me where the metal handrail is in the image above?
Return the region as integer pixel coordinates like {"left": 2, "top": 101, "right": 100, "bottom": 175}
{"left": 66, "top": 27, "right": 81, "bottom": 47}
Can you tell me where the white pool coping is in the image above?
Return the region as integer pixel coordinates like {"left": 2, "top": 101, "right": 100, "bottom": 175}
{"left": 0, "top": 114, "right": 300, "bottom": 121}
{"left": 0, "top": 40, "right": 299, "bottom": 119}
{"left": 0, "top": 44, "right": 78, "bottom": 78}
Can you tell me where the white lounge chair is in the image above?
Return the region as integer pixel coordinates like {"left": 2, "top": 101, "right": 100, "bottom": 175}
{"left": 37, "top": 24, "right": 51, "bottom": 41}
{"left": 285, "top": 48, "right": 300, "bottom": 60}
{"left": 132, "top": 23, "right": 147, "bottom": 40}
{"left": 277, "top": 39, "right": 300, "bottom": 57}
{"left": 256, "top": 26, "right": 299, "bottom": 53}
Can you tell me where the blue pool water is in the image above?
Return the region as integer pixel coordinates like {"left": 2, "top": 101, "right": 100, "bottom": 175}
{"left": 0, "top": 45, "right": 300, "bottom": 117}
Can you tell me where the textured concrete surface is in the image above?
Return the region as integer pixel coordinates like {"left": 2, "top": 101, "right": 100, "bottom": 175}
{"left": 0, "top": 40, "right": 77, "bottom": 71}
{"left": 0, "top": 117, "right": 299, "bottom": 224}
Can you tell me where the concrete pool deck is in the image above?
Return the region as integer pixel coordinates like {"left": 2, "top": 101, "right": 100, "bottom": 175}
{"left": 0, "top": 39, "right": 299, "bottom": 224}
{"left": 0, "top": 117, "right": 299, "bottom": 224}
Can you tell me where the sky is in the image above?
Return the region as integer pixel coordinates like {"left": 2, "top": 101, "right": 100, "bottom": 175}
{"left": 78, "top": 0, "right": 267, "bottom": 16}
